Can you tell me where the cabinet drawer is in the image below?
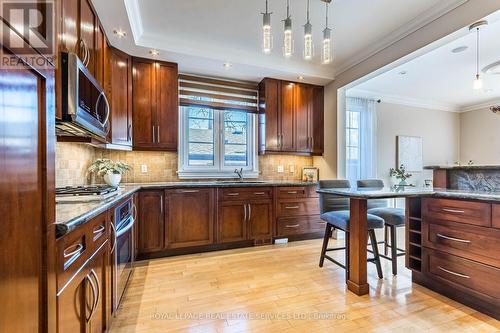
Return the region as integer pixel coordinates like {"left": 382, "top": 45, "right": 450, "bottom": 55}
{"left": 422, "top": 198, "right": 491, "bottom": 227}
{"left": 87, "top": 211, "right": 108, "bottom": 251}
{"left": 56, "top": 226, "right": 89, "bottom": 292}
{"left": 277, "top": 215, "right": 325, "bottom": 237}
{"left": 277, "top": 187, "right": 307, "bottom": 199}
{"left": 277, "top": 199, "right": 320, "bottom": 217}
{"left": 423, "top": 248, "right": 500, "bottom": 301}
{"left": 219, "top": 187, "right": 273, "bottom": 201}
{"left": 493, "top": 205, "right": 500, "bottom": 229}
{"left": 422, "top": 220, "right": 500, "bottom": 267}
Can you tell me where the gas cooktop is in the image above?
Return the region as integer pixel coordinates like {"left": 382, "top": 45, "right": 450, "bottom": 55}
{"left": 56, "top": 185, "right": 120, "bottom": 202}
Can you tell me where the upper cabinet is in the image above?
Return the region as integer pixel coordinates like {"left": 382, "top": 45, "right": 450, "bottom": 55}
{"left": 258, "top": 78, "right": 324, "bottom": 156}
{"left": 132, "top": 57, "right": 178, "bottom": 151}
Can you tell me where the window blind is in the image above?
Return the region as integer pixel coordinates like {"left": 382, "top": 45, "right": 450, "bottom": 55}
{"left": 179, "top": 74, "right": 258, "bottom": 113}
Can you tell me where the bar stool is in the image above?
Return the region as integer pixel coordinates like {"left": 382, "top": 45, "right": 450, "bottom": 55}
{"left": 357, "top": 179, "right": 406, "bottom": 275}
{"left": 318, "top": 180, "right": 385, "bottom": 281}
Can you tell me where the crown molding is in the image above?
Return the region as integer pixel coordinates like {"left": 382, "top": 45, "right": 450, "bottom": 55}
{"left": 348, "top": 88, "right": 460, "bottom": 112}
{"left": 124, "top": 0, "right": 144, "bottom": 42}
{"left": 334, "top": 0, "right": 469, "bottom": 76}
{"left": 460, "top": 98, "right": 500, "bottom": 112}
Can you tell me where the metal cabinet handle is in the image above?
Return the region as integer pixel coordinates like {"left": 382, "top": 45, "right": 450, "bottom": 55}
{"left": 85, "top": 273, "right": 97, "bottom": 322}
{"left": 436, "top": 233, "right": 471, "bottom": 244}
{"left": 93, "top": 225, "right": 105, "bottom": 234}
{"left": 253, "top": 192, "right": 265, "bottom": 195}
{"left": 181, "top": 190, "right": 199, "bottom": 193}
{"left": 132, "top": 204, "right": 138, "bottom": 222}
{"left": 110, "top": 222, "right": 117, "bottom": 254}
{"left": 227, "top": 193, "right": 240, "bottom": 196}
{"left": 248, "top": 203, "right": 252, "bottom": 221}
{"left": 285, "top": 224, "right": 300, "bottom": 228}
{"left": 287, "top": 191, "right": 298, "bottom": 194}
{"left": 90, "top": 269, "right": 100, "bottom": 314}
{"left": 317, "top": 221, "right": 326, "bottom": 225}
{"left": 285, "top": 206, "right": 300, "bottom": 209}
{"left": 243, "top": 204, "right": 247, "bottom": 223}
{"left": 438, "top": 266, "right": 470, "bottom": 279}
{"left": 63, "top": 243, "right": 83, "bottom": 258}
{"left": 152, "top": 126, "right": 156, "bottom": 143}
{"left": 442, "top": 208, "right": 465, "bottom": 214}
{"left": 157, "top": 125, "right": 160, "bottom": 143}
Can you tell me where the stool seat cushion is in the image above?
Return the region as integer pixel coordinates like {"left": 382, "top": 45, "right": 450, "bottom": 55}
{"left": 367, "top": 207, "right": 405, "bottom": 226}
{"left": 320, "top": 210, "right": 385, "bottom": 231}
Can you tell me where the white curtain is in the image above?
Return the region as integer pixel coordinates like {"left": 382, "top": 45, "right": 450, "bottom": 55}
{"left": 346, "top": 97, "right": 377, "bottom": 185}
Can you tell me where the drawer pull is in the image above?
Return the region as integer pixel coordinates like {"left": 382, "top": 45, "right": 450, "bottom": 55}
{"left": 181, "top": 190, "right": 199, "bottom": 193}
{"left": 93, "top": 225, "right": 105, "bottom": 234}
{"left": 253, "top": 192, "right": 265, "bottom": 195}
{"left": 227, "top": 193, "right": 240, "bottom": 196}
{"left": 285, "top": 224, "right": 300, "bottom": 228}
{"left": 438, "top": 266, "right": 470, "bottom": 279}
{"left": 285, "top": 206, "right": 300, "bottom": 209}
{"left": 63, "top": 243, "right": 83, "bottom": 258}
{"left": 436, "top": 233, "right": 471, "bottom": 244}
{"left": 317, "top": 221, "right": 326, "bottom": 225}
{"left": 287, "top": 191, "right": 298, "bottom": 194}
{"left": 442, "top": 208, "right": 465, "bottom": 214}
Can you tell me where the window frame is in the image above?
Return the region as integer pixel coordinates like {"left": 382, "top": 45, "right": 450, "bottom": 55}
{"left": 178, "top": 106, "right": 259, "bottom": 179}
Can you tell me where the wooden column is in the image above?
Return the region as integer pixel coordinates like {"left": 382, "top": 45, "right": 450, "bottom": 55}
{"left": 347, "top": 198, "right": 369, "bottom": 296}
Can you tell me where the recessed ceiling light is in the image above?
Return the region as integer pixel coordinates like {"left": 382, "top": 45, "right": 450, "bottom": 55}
{"left": 297, "top": 76, "right": 304, "bottom": 80}
{"left": 482, "top": 60, "right": 500, "bottom": 75}
{"left": 223, "top": 62, "right": 233, "bottom": 70}
{"left": 113, "top": 29, "right": 127, "bottom": 38}
{"left": 149, "top": 49, "right": 160, "bottom": 57}
{"left": 398, "top": 71, "right": 407, "bottom": 75}
{"left": 451, "top": 46, "right": 468, "bottom": 53}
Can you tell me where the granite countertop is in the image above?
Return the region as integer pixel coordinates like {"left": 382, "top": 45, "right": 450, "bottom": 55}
{"left": 55, "top": 180, "right": 318, "bottom": 238}
{"left": 316, "top": 186, "right": 500, "bottom": 202}
{"left": 424, "top": 165, "right": 500, "bottom": 170}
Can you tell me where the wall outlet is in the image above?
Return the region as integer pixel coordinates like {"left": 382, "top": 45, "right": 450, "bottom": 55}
{"left": 289, "top": 164, "right": 295, "bottom": 173}
{"left": 274, "top": 238, "right": 289, "bottom": 245}
{"left": 141, "top": 165, "right": 148, "bottom": 173}
{"left": 277, "top": 165, "right": 284, "bottom": 173}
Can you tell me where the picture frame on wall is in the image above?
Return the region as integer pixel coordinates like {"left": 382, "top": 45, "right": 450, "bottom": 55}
{"left": 302, "top": 167, "right": 319, "bottom": 182}
{"left": 397, "top": 135, "right": 423, "bottom": 172}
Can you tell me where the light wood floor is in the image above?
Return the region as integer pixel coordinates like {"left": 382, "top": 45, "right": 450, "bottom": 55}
{"left": 110, "top": 239, "right": 500, "bottom": 333}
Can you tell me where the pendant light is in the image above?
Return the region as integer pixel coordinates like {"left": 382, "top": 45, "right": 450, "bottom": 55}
{"left": 303, "top": 0, "right": 313, "bottom": 60}
{"left": 283, "top": 0, "right": 293, "bottom": 58}
{"left": 321, "top": 1, "right": 332, "bottom": 64}
{"left": 261, "top": 0, "right": 273, "bottom": 54}
{"left": 470, "top": 20, "right": 488, "bottom": 90}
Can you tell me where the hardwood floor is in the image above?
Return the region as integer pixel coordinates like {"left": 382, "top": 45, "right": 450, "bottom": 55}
{"left": 110, "top": 239, "right": 500, "bottom": 333}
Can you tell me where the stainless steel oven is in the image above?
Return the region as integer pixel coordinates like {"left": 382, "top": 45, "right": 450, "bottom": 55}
{"left": 57, "top": 52, "right": 110, "bottom": 139}
{"left": 111, "top": 198, "right": 136, "bottom": 311}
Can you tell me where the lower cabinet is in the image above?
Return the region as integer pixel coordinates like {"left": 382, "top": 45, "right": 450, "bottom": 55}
{"left": 138, "top": 190, "right": 165, "bottom": 253}
{"left": 219, "top": 201, "right": 248, "bottom": 243}
{"left": 57, "top": 242, "right": 107, "bottom": 333}
{"left": 165, "top": 188, "right": 215, "bottom": 248}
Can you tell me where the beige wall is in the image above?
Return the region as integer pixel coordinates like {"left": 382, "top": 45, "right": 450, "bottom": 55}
{"left": 377, "top": 102, "right": 460, "bottom": 187}
{"left": 460, "top": 107, "right": 500, "bottom": 165}
{"left": 55, "top": 142, "right": 313, "bottom": 186}
{"left": 313, "top": 1, "right": 500, "bottom": 179}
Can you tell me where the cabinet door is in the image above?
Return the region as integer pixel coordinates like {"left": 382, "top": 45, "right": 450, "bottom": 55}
{"left": 57, "top": 272, "right": 85, "bottom": 333}
{"left": 94, "top": 24, "right": 105, "bottom": 88}
{"left": 259, "top": 78, "right": 280, "bottom": 152}
{"left": 248, "top": 201, "right": 273, "bottom": 240}
{"left": 138, "top": 191, "right": 165, "bottom": 253}
{"left": 61, "top": 0, "right": 79, "bottom": 54}
{"left": 132, "top": 59, "right": 156, "bottom": 149}
{"left": 280, "top": 81, "right": 295, "bottom": 151}
{"left": 165, "top": 189, "right": 215, "bottom": 249}
{"left": 109, "top": 48, "right": 133, "bottom": 147}
{"left": 311, "top": 86, "right": 324, "bottom": 155}
{"left": 155, "top": 62, "right": 178, "bottom": 151}
{"left": 295, "top": 84, "right": 312, "bottom": 153}
{"left": 219, "top": 201, "right": 248, "bottom": 243}
{"left": 79, "top": 0, "right": 96, "bottom": 73}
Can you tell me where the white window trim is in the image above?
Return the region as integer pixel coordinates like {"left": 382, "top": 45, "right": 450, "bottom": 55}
{"left": 178, "top": 106, "right": 259, "bottom": 179}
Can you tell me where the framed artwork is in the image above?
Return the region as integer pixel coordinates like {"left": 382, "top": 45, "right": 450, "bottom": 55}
{"left": 397, "top": 135, "right": 423, "bottom": 172}
{"left": 302, "top": 167, "right": 319, "bottom": 182}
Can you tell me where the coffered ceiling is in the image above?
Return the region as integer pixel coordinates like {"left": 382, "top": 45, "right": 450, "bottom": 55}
{"left": 93, "top": 0, "right": 467, "bottom": 85}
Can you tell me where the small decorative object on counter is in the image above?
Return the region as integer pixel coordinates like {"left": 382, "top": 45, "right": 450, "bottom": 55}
{"left": 390, "top": 164, "right": 412, "bottom": 186}
{"left": 302, "top": 167, "right": 319, "bottom": 182}
{"left": 87, "top": 158, "right": 132, "bottom": 187}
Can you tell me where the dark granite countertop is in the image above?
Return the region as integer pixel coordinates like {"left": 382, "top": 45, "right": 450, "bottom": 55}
{"left": 424, "top": 165, "right": 500, "bottom": 170}
{"left": 316, "top": 187, "right": 500, "bottom": 202}
{"left": 55, "top": 180, "right": 318, "bottom": 238}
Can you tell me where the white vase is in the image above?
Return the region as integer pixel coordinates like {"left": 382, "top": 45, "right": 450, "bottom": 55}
{"left": 104, "top": 171, "right": 121, "bottom": 187}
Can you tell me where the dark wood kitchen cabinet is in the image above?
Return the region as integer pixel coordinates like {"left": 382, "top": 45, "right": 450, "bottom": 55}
{"left": 165, "top": 188, "right": 215, "bottom": 248}
{"left": 138, "top": 190, "right": 165, "bottom": 254}
{"left": 132, "top": 57, "right": 178, "bottom": 151}
{"left": 258, "top": 78, "right": 324, "bottom": 155}
{"left": 106, "top": 47, "right": 133, "bottom": 148}
{"left": 219, "top": 201, "right": 248, "bottom": 243}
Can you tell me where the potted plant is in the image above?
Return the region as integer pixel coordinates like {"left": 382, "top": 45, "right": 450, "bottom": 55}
{"left": 389, "top": 164, "right": 412, "bottom": 186}
{"left": 87, "top": 158, "right": 132, "bottom": 187}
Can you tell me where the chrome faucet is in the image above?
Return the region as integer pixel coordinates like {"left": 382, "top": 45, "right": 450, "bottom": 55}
{"left": 234, "top": 168, "right": 243, "bottom": 180}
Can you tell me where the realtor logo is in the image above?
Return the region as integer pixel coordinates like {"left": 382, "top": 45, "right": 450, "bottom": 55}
{"left": 1, "top": 0, "right": 55, "bottom": 68}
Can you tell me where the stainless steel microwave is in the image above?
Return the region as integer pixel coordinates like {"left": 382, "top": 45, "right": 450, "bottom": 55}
{"left": 57, "top": 52, "right": 110, "bottom": 139}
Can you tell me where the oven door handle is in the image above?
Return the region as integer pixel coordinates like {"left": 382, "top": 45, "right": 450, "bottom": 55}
{"left": 116, "top": 216, "right": 135, "bottom": 237}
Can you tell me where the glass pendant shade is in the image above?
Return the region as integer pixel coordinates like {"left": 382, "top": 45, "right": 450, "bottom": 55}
{"left": 303, "top": 22, "right": 313, "bottom": 60}
{"left": 322, "top": 27, "right": 332, "bottom": 64}
{"left": 283, "top": 17, "right": 293, "bottom": 57}
{"left": 262, "top": 12, "right": 272, "bottom": 54}
{"left": 473, "top": 74, "right": 483, "bottom": 90}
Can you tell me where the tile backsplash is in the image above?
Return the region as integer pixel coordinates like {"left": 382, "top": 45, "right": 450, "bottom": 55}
{"left": 55, "top": 143, "right": 314, "bottom": 186}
